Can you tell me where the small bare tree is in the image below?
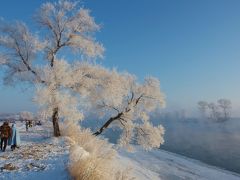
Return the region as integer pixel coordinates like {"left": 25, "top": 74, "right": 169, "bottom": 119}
{"left": 217, "top": 99, "right": 231, "bottom": 121}
{"left": 198, "top": 99, "right": 232, "bottom": 122}
{"left": 208, "top": 103, "right": 220, "bottom": 121}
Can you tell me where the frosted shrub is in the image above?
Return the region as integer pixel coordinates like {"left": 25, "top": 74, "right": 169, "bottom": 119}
{"left": 69, "top": 144, "right": 90, "bottom": 163}
{"left": 62, "top": 121, "right": 135, "bottom": 180}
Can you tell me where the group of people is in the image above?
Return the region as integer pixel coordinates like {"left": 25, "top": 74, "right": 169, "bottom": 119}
{"left": 0, "top": 122, "right": 20, "bottom": 152}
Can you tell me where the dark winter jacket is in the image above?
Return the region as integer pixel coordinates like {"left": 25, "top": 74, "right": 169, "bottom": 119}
{"left": 0, "top": 122, "right": 12, "bottom": 138}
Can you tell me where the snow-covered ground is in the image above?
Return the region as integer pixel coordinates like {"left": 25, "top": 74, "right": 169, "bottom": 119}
{"left": 119, "top": 148, "right": 240, "bottom": 180}
{"left": 1, "top": 122, "right": 240, "bottom": 180}
{"left": 0, "top": 124, "right": 69, "bottom": 180}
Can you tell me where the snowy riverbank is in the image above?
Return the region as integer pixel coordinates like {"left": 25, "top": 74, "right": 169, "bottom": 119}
{"left": 0, "top": 123, "right": 240, "bottom": 180}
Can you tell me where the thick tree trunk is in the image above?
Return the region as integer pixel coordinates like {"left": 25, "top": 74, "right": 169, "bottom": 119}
{"left": 52, "top": 107, "right": 61, "bottom": 137}
{"left": 93, "top": 112, "right": 123, "bottom": 136}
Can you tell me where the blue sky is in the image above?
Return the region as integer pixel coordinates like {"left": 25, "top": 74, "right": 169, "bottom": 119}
{"left": 0, "top": 0, "right": 240, "bottom": 116}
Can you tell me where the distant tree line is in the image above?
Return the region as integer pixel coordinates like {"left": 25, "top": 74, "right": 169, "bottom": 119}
{"left": 198, "top": 99, "right": 232, "bottom": 122}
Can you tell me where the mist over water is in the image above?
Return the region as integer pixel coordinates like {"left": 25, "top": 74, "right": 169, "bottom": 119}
{"left": 153, "top": 117, "right": 240, "bottom": 174}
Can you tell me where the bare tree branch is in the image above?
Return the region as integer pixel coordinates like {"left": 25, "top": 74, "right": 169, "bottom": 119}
{"left": 93, "top": 112, "right": 123, "bottom": 136}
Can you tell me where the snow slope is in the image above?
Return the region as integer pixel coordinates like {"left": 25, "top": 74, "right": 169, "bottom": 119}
{"left": 1, "top": 123, "right": 240, "bottom": 180}
{"left": 118, "top": 148, "right": 240, "bottom": 180}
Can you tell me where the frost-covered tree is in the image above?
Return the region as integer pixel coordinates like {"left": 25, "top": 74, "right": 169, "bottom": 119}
{"left": 0, "top": 0, "right": 166, "bottom": 150}
{"left": 208, "top": 102, "right": 221, "bottom": 121}
{"left": 84, "top": 67, "right": 166, "bottom": 150}
{"left": 33, "top": 61, "right": 100, "bottom": 129}
{"left": 198, "top": 99, "right": 232, "bottom": 122}
{"left": 217, "top": 99, "right": 231, "bottom": 121}
{"left": 0, "top": 0, "right": 103, "bottom": 136}
{"left": 34, "top": 61, "right": 166, "bottom": 150}
{"left": 20, "top": 111, "right": 34, "bottom": 121}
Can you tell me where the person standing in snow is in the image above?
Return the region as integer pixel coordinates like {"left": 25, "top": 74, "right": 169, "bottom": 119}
{"left": 8, "top": 123, "right": 20, "bottom": 151}
{"left": 0, "top": 122, "right": 12, "bottom": 152}
{"left": 25, "top": 120, "right": 29, "bottom": 132}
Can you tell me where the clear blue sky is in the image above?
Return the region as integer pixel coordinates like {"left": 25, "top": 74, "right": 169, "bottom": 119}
{"left": 0, "top": 0, "right": 240, "bottom": 116}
